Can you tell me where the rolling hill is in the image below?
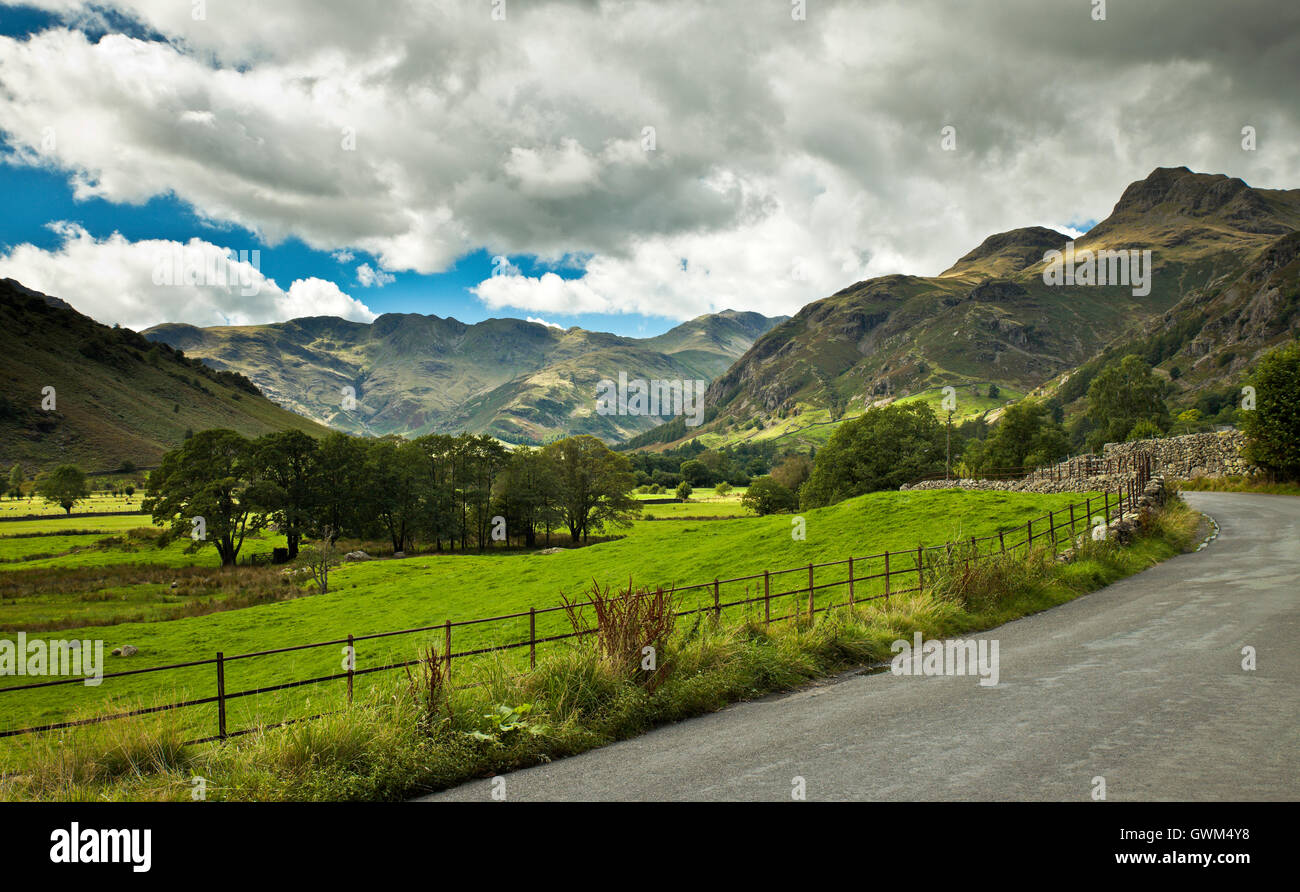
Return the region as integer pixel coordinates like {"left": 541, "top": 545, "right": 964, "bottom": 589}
{"left": 0, "top": 278, "right": 332, "bottom": 475}
{"left": 655, "top": 167, "right": 1300, "bottom": 449}
{"left": 144, "top": 309, "right": 783, "bottom": 444}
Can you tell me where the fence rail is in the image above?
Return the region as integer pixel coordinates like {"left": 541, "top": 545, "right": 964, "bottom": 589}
{"left": 0, "top": 471, "right": 1156, "bottom": 747}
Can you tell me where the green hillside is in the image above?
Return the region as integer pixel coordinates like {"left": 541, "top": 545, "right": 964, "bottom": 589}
{"left": 0, "top": 279, "right": 332, "bottom": 474}
{"left": 144, "top": 309, "right": 784, "bottom": 445}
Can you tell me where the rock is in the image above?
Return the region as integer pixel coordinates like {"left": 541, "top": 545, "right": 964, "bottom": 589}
{"left": 343, "top": 550, "right": 373, "bottom": 562}
{"left": 112, "top": 645, "right": 139, "bottom": 657}
{"left": 393, "top": 551, "right": 405, "bottom": 559}
{"left": 536, "top": 547, "right": 566, "bottom": 555}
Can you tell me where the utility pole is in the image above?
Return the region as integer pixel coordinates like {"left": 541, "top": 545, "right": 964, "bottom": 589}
{"left": 946, "top": 408, "right": 953, "bottom": 482}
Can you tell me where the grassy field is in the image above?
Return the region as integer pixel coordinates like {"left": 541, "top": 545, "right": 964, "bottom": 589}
{"left": 0, "top": 488, "right": 1100, "bottom": 752}
{"left": 0, "top": 491, "right": 1197, "bottom": 801}
{"left": 0, "top": 493, "right": 145, "bottom": 519}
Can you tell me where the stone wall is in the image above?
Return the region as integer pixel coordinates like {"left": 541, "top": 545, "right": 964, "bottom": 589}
{"left": 1101, "top": 430, "right": 1253, "bottom": 479}
{"left": 900, "top": 430, "right": 1253, "bottom": 493}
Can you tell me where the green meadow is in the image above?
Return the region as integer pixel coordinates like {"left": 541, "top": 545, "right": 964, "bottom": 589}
{"left": 0, "top": 488, "right": 1098, "bottom": 756}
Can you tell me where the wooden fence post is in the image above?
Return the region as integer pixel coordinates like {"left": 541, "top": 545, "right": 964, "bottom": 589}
{"left": 764, "top": 570, "right": 771, "bottom": 626}
{"left": 999, "top": 530, "right": 1006, "bottom": 555}
{"left": 848, "top": 557, "right": 855, "bottom": 607}
{"left": 529, "top": 607, "right": 536, "bottom": 669}
{"left": 1069, "top": 504, "right": 1076, "bottom": 538}
{"left": 884, "top": 550, "right": 891, "bottom": 600}
{"left": 444, "top": 620, "right": 452, "bottom": 681}
{"left": 346, "top": 633, "right": 354, "bottom": 705}
{"left": 916, "top": 545, "right": 923, "bottom": 593}
{"left": 807, "top": 564, "right": 814, "bottom": 621}
{"left": 1027, "top": 519, "right": 1033, "bottom": 550}
{"left": 216, "top": 651, "right": 227, "bottom": 741}
{"left": 1104, "top": 490, "right": 1110, "bottom": 524}
{"left": 1049, "top": 511, "right": 1056, "bottom": 549}
{"left": 713, "top": 578, "right": 721, "bottom": 622}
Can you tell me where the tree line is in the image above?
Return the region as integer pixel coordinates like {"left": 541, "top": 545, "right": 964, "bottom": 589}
{"left": 143, "top": 430, "right": 638, "bottom": 566}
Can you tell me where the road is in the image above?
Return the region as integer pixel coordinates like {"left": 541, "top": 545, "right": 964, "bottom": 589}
{"left": 423, "top": 492, "right": 1299, "bottom": 801}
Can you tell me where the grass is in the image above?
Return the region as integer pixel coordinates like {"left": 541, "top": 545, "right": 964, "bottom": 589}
{"left": 0, "top": 489, "right": 1099, "bottom": 754}
{"left": 0, "top": 493, "right": 144, "bottom": 519}
{"left": 1177, "top": 475, "right": 1300, "bottom": 496}
{"left": 0, "top": 493, "right": 1199, "bottom": 801}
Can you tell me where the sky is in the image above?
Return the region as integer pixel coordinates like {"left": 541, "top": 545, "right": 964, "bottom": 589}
{"left": 0, "top": 0, "right": 1296, "bottom": 338}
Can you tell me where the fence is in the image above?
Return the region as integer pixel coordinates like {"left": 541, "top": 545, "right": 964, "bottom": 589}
{"left": 0, "top": 476, "right": 1156, "bottom": 748}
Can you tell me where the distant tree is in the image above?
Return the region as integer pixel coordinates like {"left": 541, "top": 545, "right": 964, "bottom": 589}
{"left": 1241, "top": 342, "right": 1300, "bottom": 480}
{"left": 36, "top": 465, "right": 89, "bottom": 515}
{"left": 124, "top": 484, "right": 135, "bottom": 497}
{"left": 1126, "top": 418, "right": 1164, "bottom": 441}
{"left": 1176, "top": 408, "right": 1202, "bottom": 434}
{"left": 801, "top": 403, "right": 946, "bottom": 508}
{"left": 679, "top": 459, "right": 711, "bottom": 487}
{"left": 252, "top": 429, "right": 319, "bottom": 559}
{"left": 713, "top": 481, "right": 733, "bottom": 496}
{"left": 769, "top": 454, "right": 813, "bottom": 492}
{"left": 675, "top": 480, "right": 692, "bottom": 502}
{"left": 7, "top": 463, "right": 22, "bottom": 499}
{"left": 1086, "top": 355, "right": 1170, "bottom": 451}
{"left": 144, "top": 429, "right": 270, "bottom": 567}
{"left": 987, "top": 383, "right": 1001, "bottom": 400}
{"left": 543, "top": 435, "right": 638, "bottom": 543}
{"left": 312, "top": 432, "right": 367, "bottom": 543}
{"left": 974, "top": 400, "right": 1070, "bottom": 470}
{"left": 741, "top": 477, "right": 798, "bottom": 515}
{"left": 495, "top": 446, "right": 562, "bottom": 548}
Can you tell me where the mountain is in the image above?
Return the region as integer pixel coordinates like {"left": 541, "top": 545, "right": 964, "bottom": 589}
{"left": 0, "top": 279, "right": 332, "bottom": 474}
{"left": 654, "top": 167, "right": 1300, "bottom": 449}
{"left": 144, "top": 309, "right": 784, "bottom": 444}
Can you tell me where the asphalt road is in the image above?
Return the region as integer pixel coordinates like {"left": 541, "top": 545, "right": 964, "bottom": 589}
{"left": 423, "top": 492, "right": 1299, "bottom": 802}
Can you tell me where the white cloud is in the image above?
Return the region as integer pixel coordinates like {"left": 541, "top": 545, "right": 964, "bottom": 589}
{"left": 526, "top": 316, "right": 563, "bottom": 329}
{"left": 0, "top": 0, "right": 1296, "bottom": 323}
{"left": 355, "top": 263, "right": 395, "bottom": 288}
{"left": 0, "top": 223, "right": 376, "bottom": 329}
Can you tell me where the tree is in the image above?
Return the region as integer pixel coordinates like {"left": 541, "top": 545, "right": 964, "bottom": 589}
{"left": 1241, "top": 342, "right": 1300, "bottom": 480}
{"left": 494, "top": 446, "right": 562, "bottom": 548}
{"left": 301, "top": 526, "right": 337, "bottom": 595}
{"left": 36, "top": 465, "right": 89, "bottom": 515}
{"left": 543, "top": 435, "right": 638, "bottom": 543}
{"left": 714, "top": 481, "right": 733, "bottom": 496}
{"left": 741, "top": 476, "right": 798, "bottom": 515}
{"left": 801, "top": 403, "right": 946, "bottom": 508}
{"left": 252, "top": 429, "right": 319, "bottom": 559}
{"left": 1085, "top": 355, "right": 1170, "bottom": 451}
{"left": 1126, "top": 418, "right": 1164, "bottom": 441}
{"left": 1176, "top": 408, "right": 1202, "bottom": 434}
{"left": 675, "top": 480, "right": 692, "bottom": 501}
{"left": 144, "top": 429, "right": 270, "bottom": 567}
{"left": 313, "top": 432, "right": 367, "bottom": 543}
{"left": 769, "top": 454, "right": 812, "bottom": 491}
{"left": 7, "top": 463, "right": 22, "bottom": 499}
{"left": 974, "top": 400, "right": 1070, "bottom": 470}
{"left": 679, "top": 459, "right": 711, "bottom": 487}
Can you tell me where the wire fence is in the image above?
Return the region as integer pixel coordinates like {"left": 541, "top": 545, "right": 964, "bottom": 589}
{"left": 0, "top": 470, "right": 1156, "bottom": 749}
